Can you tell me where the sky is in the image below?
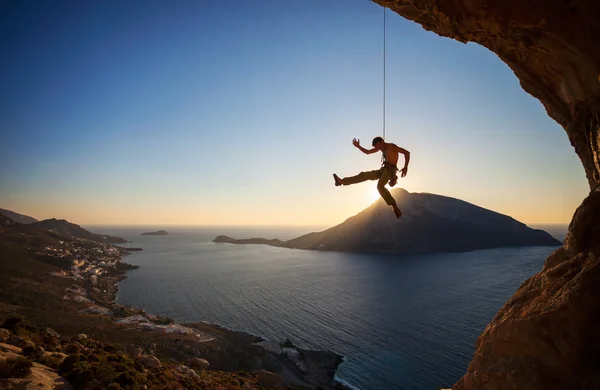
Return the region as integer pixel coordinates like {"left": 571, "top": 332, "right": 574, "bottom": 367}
{"left": 0, "top": 0, "right": 589, "bottom": 226}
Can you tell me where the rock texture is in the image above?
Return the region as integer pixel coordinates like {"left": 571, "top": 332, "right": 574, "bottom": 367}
{"left": 454, "top": 190, "right": 600, "bottom": 390}
{"left": 0, "top": 343, "right": 71, "bottom": 390}
{"left": 374, "top": 0, "right": 600, "bottom": 189}
{"left": 370, "top": 1, "right": 600, "bottom": 389}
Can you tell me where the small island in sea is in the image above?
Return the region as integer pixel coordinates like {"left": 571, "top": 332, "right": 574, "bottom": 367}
{"left": 141, "top": 230, "right": 168, "bottom": 236}
{"left": 213, "top": 235, "right": 284, "bottom": 246}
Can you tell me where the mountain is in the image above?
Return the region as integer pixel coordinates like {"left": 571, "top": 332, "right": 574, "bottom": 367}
{"left": 0, "top": 214, "right": 67, "bottom": 248}
{"left": 285, "top": 189, "right": 560, "bottom": 254}
{"left": 0, "top": 208, "right": 38, "bottom": 224}
{"left": 219, "top": 189, "right": 557, "bottom": 255}
{"left": 30, "top": 218, "right": 127, "bottom": 244}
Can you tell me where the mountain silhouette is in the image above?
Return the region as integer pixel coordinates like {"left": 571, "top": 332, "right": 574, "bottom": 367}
{"left": 0, "top": 208, "right": 38, "bottom": 224}
{"left": 214, "top": 189, "right": 560, "bottom": 254}
{"left": 284, "top": 189, "right": 560, "bottom": 254}
{"left": 30, "top": 218, "right": 127, "bottom": 244}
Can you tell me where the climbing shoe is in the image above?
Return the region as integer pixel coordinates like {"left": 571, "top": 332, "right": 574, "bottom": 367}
{"left": 392, "top": 205, "right": 402, "bottom": 219}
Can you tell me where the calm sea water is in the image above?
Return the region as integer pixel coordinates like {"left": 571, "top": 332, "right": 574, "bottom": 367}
{"left": 90, "top": 225, "right": 564, "bottom": 390}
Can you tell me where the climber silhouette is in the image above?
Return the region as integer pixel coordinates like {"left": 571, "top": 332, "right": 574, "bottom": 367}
{"left": 333, "top": 137, "right": 410, "bottom": 218}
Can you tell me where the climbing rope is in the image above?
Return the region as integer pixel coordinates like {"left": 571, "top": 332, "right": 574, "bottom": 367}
{"left": 382, "top": 3, "right": 386, "bottom": 140}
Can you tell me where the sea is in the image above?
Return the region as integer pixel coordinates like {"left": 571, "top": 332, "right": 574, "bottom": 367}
{"left": 88, "top": 224, "right": 567, "bottom": 390}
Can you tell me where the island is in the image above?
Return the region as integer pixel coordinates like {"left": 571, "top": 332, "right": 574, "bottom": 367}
{"left": 117, "top": 246, "right": 143, "bottom": 252}
{"left": 141, "top": 230, "right": 168, "bottom": 236}
{"left": 214, "top": 189, "right": 561, "bottom": 255}
{"left": 213, "top": 235, "right": 284, "bottom": 246}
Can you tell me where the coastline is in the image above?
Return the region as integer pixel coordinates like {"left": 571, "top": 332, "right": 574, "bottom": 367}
{"left": 73, "top": 239, "right": 350, "bottom": 390}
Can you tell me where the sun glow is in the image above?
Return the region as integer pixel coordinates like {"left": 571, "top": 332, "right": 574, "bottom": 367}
{"left": 370, "top": 187, "right": 382, "bottom": 204}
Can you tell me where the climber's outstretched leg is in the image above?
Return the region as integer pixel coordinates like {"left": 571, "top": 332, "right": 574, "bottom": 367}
{"left": 333, "top": 169, "right": 381, "bottom": 186}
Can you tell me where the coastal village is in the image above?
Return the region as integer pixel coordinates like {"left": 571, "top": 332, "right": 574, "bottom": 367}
{"left": 35, "top": 238, "right": 220, "bottom": 339}
{"left": 0, "top": 213, "right": 346, "bottom": 389}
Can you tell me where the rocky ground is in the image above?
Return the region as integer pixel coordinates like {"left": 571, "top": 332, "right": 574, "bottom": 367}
{"left": 0, "top": 215, "right": 349, "bottom": 389}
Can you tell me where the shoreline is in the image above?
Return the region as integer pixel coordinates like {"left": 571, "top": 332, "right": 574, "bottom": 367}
{"left": 54, "top": 238, "right": 351, "bottom": 390}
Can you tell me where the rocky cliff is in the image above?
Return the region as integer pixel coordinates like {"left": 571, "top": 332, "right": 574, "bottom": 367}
{"left": 370, "top": 1, "right": 600, "bottom": 388}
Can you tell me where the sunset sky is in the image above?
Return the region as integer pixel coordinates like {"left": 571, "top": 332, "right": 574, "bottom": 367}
{"left": 1, "top": 0, "right": 588, "bottom": 226}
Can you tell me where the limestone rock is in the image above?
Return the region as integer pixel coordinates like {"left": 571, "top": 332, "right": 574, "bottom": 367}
{"left": 297, "top": 348, "right": 344, "bottom": 389}
{"left": 257, "top": 369, "right": 284, "bottom": 389}
{"left": 176, "top": 364, "right": 199, "bottom": 379}
{"left": 139, "top": 354, "right": 162, "bottom": 370}
{"left": 126, "top": 344, "right": 142, "bottom": 360}
{"left": 0, "top": 344, "right": 72, "bottom": 389}
{"left": 375, "top": 0, "right": 600, "bottom": 189}
{"left": 43, "top": 328, "right": 60, "bottom": 339}
{"left": 452, "top": 192, "right": 600, "bottom": 390}
{"left": 372, "top": 1, "right": 600, "bottom": 389}
{"left": 76, "top": 333, "right": 87, "bottom": 342}
{"left": 188, "top": 357, "right": 210, "bottom": 372}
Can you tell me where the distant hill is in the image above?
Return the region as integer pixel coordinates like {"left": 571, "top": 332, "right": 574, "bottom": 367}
{"left": 213, "top": 235, "right": 284, "bottom": 246}
{"left": 141, "top": 230, "right": 168, "bottom": 236}
{"left": 215, "top": 189, "right": 560, "bottom": 255}
{"left": 31, "top": 218, "right": 127, "bottom": 244}
{"left": 0, "top": 214, "right": 67, "bottom": 248}
{"left": 0, "top": 208, "right": 38, "bottom": 224}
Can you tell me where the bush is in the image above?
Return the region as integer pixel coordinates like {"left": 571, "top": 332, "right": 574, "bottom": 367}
{"left": 1, "top": 317, "right": 28, "bottom": 332}
{"left": 0, "top": 356, "right": 33, "bottom": 378}
{"left": 60, "top": 360, "right": 94, "bottom": 388}
{"left": 37, "top": 354, "right": 64, "bottom": 369}
{"left": 63, "top": 343, "right": 82, "bottom": 354}
{"left": 1, "top": 317, "right": 37, "bottom": 336}
{"left": 22, "top": 345, "right": 46, "bottom": 361}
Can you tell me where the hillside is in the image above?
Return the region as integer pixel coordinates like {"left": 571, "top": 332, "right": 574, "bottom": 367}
{"left": 0, "top": 208, "right": 38, "bottom": 224}
{"left": 30, "top": 219, "right": 127, "bottom": 244}
{"left": 0, "top": 214, "right": 68, "bottom": 249}
{"left": 0, "top": 214, "right": 345, "bottom": 390}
